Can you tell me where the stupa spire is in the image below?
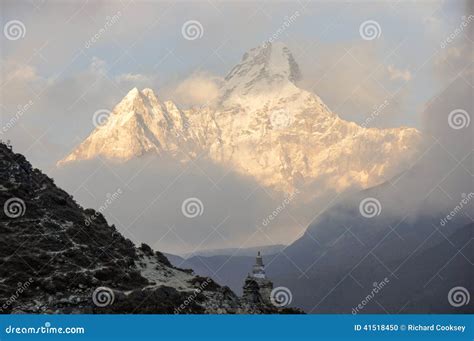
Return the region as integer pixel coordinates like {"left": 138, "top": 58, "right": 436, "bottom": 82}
{"left": 251, "top": 251, "right": 266, "bottom": 279}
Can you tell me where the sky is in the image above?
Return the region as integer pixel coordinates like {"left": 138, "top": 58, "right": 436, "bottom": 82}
{"left": 0, "top": 0, "right": 472, "bottom": 254}
{"left": 1, "top": 0, "right": 468, "bottom": 167}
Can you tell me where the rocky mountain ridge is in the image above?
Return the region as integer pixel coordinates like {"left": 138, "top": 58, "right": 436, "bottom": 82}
{"left": 0, "top": 143, "right": 299, "bottom": 314}
{"left": 58, "top": 43, "right": 421, "bottom": 198}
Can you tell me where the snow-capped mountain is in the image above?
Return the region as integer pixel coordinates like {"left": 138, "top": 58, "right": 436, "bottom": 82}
{"left": 58, "top": 88, "right": 197, "bottom": 165}
{"left": 219, "top": 42, "right": 301, "bottom": 106}
{"left": 59, "top": 42, "right": 421, "bottom": 197}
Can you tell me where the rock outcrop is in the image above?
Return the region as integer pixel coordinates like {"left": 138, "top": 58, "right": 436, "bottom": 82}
{"left": 0, "top": 143, "right": 300, "bottom": 314}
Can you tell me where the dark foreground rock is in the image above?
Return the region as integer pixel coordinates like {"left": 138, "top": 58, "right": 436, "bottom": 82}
{"left": 0, "top": 143, "right": 302, "bottom": 314}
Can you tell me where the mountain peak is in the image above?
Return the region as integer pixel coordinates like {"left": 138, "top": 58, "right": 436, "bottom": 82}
{"left": 128, "top": 86, "right": 140, "bottom": 95}
{"left": 228, "top": 42, "right": 301, "bottom": 82}
{"left": 121, "top": 87, "right": 158, "bottom": 102}
{"left": 249, "top": 42, "right": 300, "bottom": 81}
{"left": 121, "top": 87, "right": 142, "bottom": 102}
{"left": 124, "top": 87, "right": 159, "bottom": 99}
{"left": 58, "top": 49, "right": 421, "bottom": 198}
{"left": 115, "top": 87, "right": 145, "bottom": 113}
{"left": 141, "top": 88, "right": 157, "bottom": 98}
{"left": 112, "top": 87, "right": 160, "bottom": 117}
{"left": 220, "top": 42, "right": 301, "bottom": 101}
{"left": 57, "top": 87, "right": 194, "bottom": 166}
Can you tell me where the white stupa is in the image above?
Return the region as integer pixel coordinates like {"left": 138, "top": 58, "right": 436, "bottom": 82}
{"left": 243, "top": 251, "right": 274, "bottom": 305}
{"left": 251, "top": 251, "right": 266, "bottom": 279}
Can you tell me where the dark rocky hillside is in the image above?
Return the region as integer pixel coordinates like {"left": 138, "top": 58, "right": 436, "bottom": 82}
{"left": 0, "top": 143, "right": 299, "bottom": 314}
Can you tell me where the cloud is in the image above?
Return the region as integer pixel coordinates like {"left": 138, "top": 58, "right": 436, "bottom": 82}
{"left": 379, "top": 19, "right": 473, "bottom": 216}
{"left": 166, "top": 72, "right": 223, "bottom": 108}
{"left": 89, "top": 56, "right": 107, "bottom": 73}
{"left": 0, "top": 56, "right": 159, "bottom": 170}
{"left": 423, "top": 15, "right": 442, "bottom": 27}
{"left": 387, "top": 65, "right": 412, "bottom": 82}
{"left": 296, "top": 42, "right": 409, "bottom": 128}
{"left": 51, "top": 156, "right": 311, "bottom": 255}
{"left": 115, "top": 73, "right": 151, "bottom": 84}
{"left": 433, "top": 45, "right": 472, "bottom": 84}
{"left": 1, "top": 60, "right": 38, "bottom": 84}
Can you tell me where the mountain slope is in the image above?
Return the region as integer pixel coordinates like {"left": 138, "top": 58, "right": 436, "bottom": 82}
{"left": 0, "top": 143, "right": 297, "bottom": 314}
{"left": 163, "top": 133, "right": 472, "bottom": 312}
{"left": 58, "top": 88, "right": 197, "bottom": 165}
{"left": 59, "top": 43, "right": 421, "bottom": 198}
{"left": 166, "top": 223, "right": 474, "bottom": 313}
